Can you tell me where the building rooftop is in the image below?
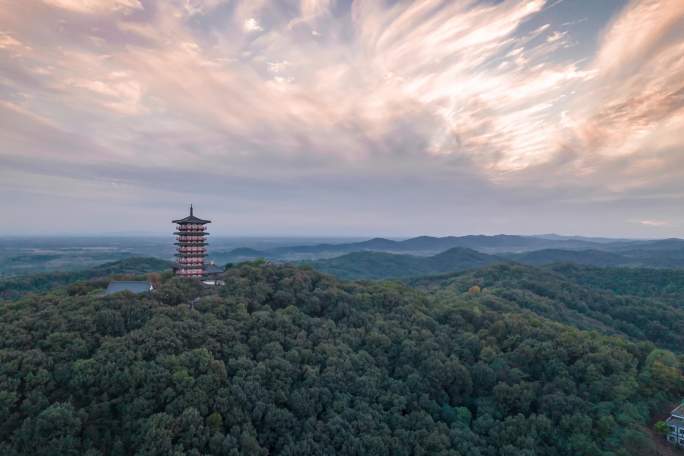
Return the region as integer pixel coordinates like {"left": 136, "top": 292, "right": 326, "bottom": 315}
{"left": 668, "top": 416, "right": 684, "bottom": 428}
{"left": 205, "top": 263, "right": 224, "bottom": 274}
{"left": 105, "top": 281, "right": 152, "bottom": 295}
{"left": 172, "top": 204, "right": 211, "bottom": 225}
{"left": 673, "top": 404, "right": 684, "bottom": 419}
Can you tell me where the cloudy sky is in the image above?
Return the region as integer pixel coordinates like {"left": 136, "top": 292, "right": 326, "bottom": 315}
{"left": 1, "top": 0, "right": 683, "bottom": 237}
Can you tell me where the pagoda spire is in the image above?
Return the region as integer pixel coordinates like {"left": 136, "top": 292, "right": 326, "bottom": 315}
{"left": 190, "top": 203, "right": 193, "bottom": 216}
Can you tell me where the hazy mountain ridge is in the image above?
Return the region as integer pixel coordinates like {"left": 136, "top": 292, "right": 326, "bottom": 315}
{"left": 224, "top": 234, "right": 683, "bottom": 262}
{"left": 2, "top": 235, "right": 683, "bottom": 282}
{"left": 306, "top": 244, "right": 684, "bottom": 280}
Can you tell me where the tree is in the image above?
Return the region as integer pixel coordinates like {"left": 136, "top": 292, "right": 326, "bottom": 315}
{"left": 17, "top": 403, "right": 82, "bottom": 456}
{"left": 654, "top": 420, "right": 668, "bottom": 434}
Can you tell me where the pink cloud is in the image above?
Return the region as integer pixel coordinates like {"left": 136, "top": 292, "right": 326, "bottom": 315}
{"left": 0, "top": 0, "right": 683, "bottom": 212}
{"left": 42, "top": 0, "right": 143, "bottom": 14}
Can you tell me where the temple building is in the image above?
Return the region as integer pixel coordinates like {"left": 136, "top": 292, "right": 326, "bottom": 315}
{"left": 173, "top": 205, "right": 211, "bottom": 278}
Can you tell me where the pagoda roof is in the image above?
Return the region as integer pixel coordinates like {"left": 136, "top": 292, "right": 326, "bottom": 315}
{"left": 172, "top": 204, "right": 211, "bottom": 224}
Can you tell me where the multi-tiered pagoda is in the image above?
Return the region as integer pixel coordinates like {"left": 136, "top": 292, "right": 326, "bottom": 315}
{"left": 173, "top": 205, "right": 211, "bottom": 278}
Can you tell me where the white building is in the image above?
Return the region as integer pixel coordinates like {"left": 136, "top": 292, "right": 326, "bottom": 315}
{"left": 666, "top": 404, "right": 684, "bottom": 446}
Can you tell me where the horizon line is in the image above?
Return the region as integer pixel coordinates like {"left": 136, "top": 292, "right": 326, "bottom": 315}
{"left": 0, "top": 233, "right": 670, "bottom": 241}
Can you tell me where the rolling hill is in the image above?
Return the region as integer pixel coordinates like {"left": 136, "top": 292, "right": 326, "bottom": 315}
{"left": 409, "top": 262, "right": 684, "bottom": 351}
{"left": 306, "top": 244, "right": 684, "bottom": 281}
{"left": 223, "top": 234, "right": 684, "bottom": 268}
{"left": 307, "top": 247, "right": 502, "bottom": 279}
{"left": 502, "top": 249, "right": 631, "bottom": 267}
{"left": 547, "top": 263, "right": 684, "bottom": 301}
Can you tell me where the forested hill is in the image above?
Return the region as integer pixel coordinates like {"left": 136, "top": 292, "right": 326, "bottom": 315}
{"left": 409, "top": 263, "right": 684, "bottom": 352}
{"left": 547, "top": 263, "right": 684, "bottom": 301}
{"left": 0, "top": 262, "right": 682, "bottom": 455}
{"left": 0, "top": 257, "right": 172, "bottom": 301}
{"left": 501, "top": 249, "right": 630, "bottom": 267}
{"left": 306, "top": 247, "right": 684, "bottom": 281}
{"left": 307, "top": 247, "right": 501, "bottom": 279}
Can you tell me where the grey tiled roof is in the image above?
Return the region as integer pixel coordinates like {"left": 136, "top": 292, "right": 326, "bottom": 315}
{"left": 667, "top": 416, "right": 684, "bottom": 427}
{"left": 172, "top": 214, "right": 211, "bottom": 224}
{"left": 172, "top": 205, "right": 211, "bottom": 224}
{"left": 672, "top": 404, "right": 684, "bottom": 419}
{"left": 205, "top": 264, "right": 224, "bottom": 274}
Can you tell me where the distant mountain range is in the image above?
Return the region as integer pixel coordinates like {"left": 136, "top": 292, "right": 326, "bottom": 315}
{"left": 218, "top": 235, "right": 684, "bottom": 273}
{"left": 304, "top": 241, "right": 684, "bottom": 279}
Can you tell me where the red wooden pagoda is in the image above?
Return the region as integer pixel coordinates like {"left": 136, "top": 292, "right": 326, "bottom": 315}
{"left": 173, "top": 204, "right": 211, "bottom": 278}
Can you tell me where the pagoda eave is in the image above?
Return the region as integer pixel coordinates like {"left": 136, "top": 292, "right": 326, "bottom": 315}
{"left": 172, "top": 216, "right": 211, "bottom": 224}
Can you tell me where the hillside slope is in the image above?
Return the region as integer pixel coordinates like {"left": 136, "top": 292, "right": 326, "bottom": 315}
{"left": 548, "top": 263, "right": 684, "bottom": 301}
{"left": 503, "top": 249, "right": 630, "bottom": 267}
{"left": 410, "top": 263, "right": 684, "bottom": 351}
{"left": 0, "top": 263, "right": 681, "bottom": 455}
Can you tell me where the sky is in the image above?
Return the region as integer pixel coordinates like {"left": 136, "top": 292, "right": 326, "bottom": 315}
{"left": 1, "top": 0, "right": 683, "bottom": 237}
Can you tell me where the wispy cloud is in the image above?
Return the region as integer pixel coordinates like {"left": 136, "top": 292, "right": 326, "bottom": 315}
{"left": 638, "top": 219, "right": 671, "bottom": 227}
{"left": 41, "top": 0, "right": 143, "bottom": 14}
{"left": 0, "top": 0, "right": 683, "bottom": 235}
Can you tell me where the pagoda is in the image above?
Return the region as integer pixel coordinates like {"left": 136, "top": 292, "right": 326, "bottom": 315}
{"left": 173, "top": 204, "right": 211, "bottom": 278}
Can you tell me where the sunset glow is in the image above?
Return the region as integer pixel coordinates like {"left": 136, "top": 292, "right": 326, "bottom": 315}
{"left": 1, "top": 0, "right": 683, "bottom": 236}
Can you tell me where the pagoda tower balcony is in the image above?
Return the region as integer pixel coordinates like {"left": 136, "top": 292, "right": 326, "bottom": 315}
{"left": 175, "top": 236, "right": 209, "bottom": 242}
{"left": 175, "top": 224, "right": 207, "bottom": 231}
{"left": 174, "top": 240, "right": 209, "bottom": 245}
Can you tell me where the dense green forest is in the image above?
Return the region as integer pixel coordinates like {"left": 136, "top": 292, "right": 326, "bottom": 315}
{"left": 0, "top": 260, "right": 683, "bottom": 455}
{"left": 502, "top": 249, "right": 630, "bottom": 267}
{"left": 547, "top": 263, "right": 684, "bottom": 301}
{"left": 410, "top": 263, "right": 684, "bottom": 352}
